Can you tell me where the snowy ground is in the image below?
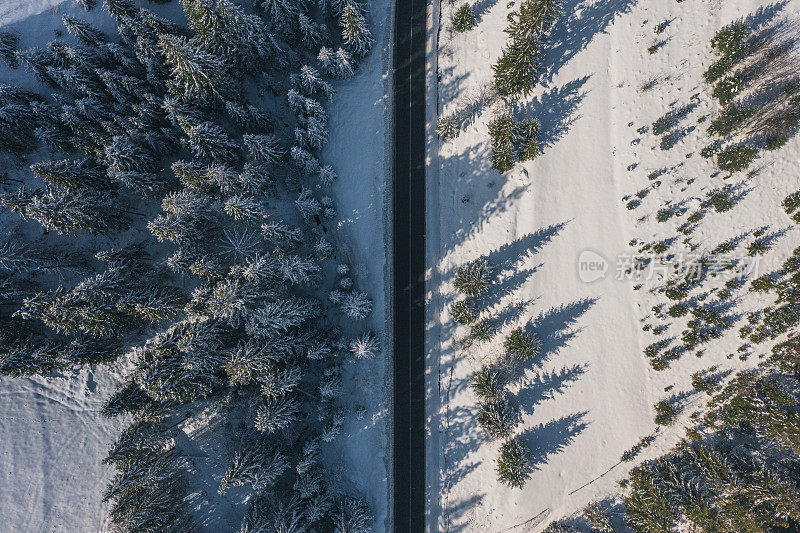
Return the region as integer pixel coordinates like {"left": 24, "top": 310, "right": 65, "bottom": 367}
{"left": 427, "top": 0, "right": 800, "bottom": 530}
{"left": 0, "top": 1, "right": 392, "bottom": 531}
{"left": 324, "top": 0, "right": 393, "bottom": 529}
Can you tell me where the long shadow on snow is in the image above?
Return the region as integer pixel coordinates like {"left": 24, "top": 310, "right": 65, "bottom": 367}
{"left": 513, "top": 76, "right": 590, "bottom": 150}
{"left": 541, "top": 0, "right": 638, "bottom": 85}
{"left": 520, "top": 411, "right": 589, "bottom": 472}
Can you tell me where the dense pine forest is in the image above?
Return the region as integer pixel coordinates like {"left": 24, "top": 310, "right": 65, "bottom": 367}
{"left": 0, "top": 0, "right": 379, "bottom": 530}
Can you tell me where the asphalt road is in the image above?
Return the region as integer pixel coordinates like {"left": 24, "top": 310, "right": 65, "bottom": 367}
{"left": 392, "top": 0, "right": 426, "bottom": 530}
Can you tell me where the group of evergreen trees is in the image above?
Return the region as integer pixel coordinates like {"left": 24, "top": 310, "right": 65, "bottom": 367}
{"left": 492, "top": 0, "right": 561, "bottom": 96}
{"left": 0, "top": 0, "right": 378, "bottom": 530}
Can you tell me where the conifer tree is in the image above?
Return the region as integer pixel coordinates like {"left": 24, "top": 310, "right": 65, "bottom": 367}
{"left": 158, "top": 34, "right": 226, "bottom": 100}
{"left": 454, "top": 258, "right": 491, "bottom": 296}
{"left": 497, "top": 437, "right": 532, "bottom": 488}
{"left": 62, "top": 15, "right": 106, "bottom": 44}
{"left": 31, "top": 158, "right": 107, "bottom": 191}
{"left": 0, "top": 187, "right": 115, "bottom": 235}
{"left": 244, "top": 134, "right": 283, "bottom": 164}
{"left": 0, "top": 32, "right": 19, "bottom": 69}
{"left": 185, "top": 121, "right": 239, "bottom": 165}
{"left": 340, "top": 3, "right": 374, "bottom": 59}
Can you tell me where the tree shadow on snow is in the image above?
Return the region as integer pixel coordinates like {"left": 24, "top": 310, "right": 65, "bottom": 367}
{"left": 520, "top": 411, "right": 589, "bottom": 471}
{"left": 514, "top": 76, "right": 590, "bottom": 151}
{"left": 541, "top": 0, "right": 639, "bottom": 84}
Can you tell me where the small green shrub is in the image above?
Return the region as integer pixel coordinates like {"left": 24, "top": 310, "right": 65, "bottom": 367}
{"left": 716, "top": 145, "right": 756, "bottom": 172}
{"left": 652, "top": 114, "right": 677, "bottom": 135}
{"left": 747, "top": 238, "right": 769, "bottom": 256}
{"left": 452, "top": 4, "right": 476, "bottom": 32}
{"left": 470, "top": 318, "right": 493, "bottom": 341}
{"left": 503, "top": 328, "right": 541, "bottom": 359}
{"left": 668, "top": 303, "right": 688, "bottom": 317}
{"left": 454, "top": 258, "right": 491, "bottom": 296}
{"left": 450, "top": 300, "right": 478, "bottom": 324}
{"left": 497, "top": 437, "right": 531, "bottom": 488}
{"left": 654, "top": 400, "right": 679, "bottom": 425}
{"left": 656, "top": 208, "right": 674, "bottom": 222}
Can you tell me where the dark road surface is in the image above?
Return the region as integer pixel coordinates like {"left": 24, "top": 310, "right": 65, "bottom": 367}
{"left": 392, "top": 0, "right": 426, "bottom": 530}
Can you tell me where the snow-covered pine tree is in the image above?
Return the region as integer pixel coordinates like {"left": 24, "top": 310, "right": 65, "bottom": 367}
{"left": 0, "top": 187, "right": 116, "bottom": 235}
{"left": 75, "top": 0, "right": 97, "bottom": 10}
{"left": 340, "top": 290, "right": 372, "bottom": 320}
{"left": 31, "top": 158, "right": 107, "bottom": 191}
{"left": 219, "top": 441, "right": 288, "bottom": 494}
{"left": 185, "top": 121, "right": 240, "bottom": 165}
{"left": 340, "top": 3, "right": 374, "bottom": 59}
{"left": 454, "top": 257, "right": 491, "bottom": 296}
{"left": 62, "top": 15, "right": 106, "bottom": 44}
{"left": 296, "top": 65, "right": 333, "bottom": 99}
{"left": 478, "top": 394, "right": 516, "bottom": 440}
{"left": 349, "top": 331, "right": 380, "bottom": 359}
{"left": 298, "top": 13, "right": 328, "bottom": 50}
{"left": 497, "top": 437, "right": 532, "bottom": 488}
{"left": 158, "top": 34, "right": 226, "bottom": 100}
{"left": 244, "top": 134, "right": 283, "bottom": 164}
{"left": 295, "top": 187, "right": 322, "bottom": 220}
{"left": 333, "top": 497, "right": 372, "bottom": 533}
{"left": 0, "top": 32, "right": 19, "bottom": 69}
{"left": 255, "top": 395, "right": 299, "bottom": 434}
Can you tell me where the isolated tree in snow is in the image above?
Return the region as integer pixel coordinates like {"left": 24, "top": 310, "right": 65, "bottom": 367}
{"left": 437, "top": 115, "right": 458, "bottom": 141}
{"left": 454, "top": 258, "right": 491, "bottom": 296}
{"left": 478, "top": 394, "right": 516, "bottom": 440}
{"left": 453, "top": 4, "right": 476, "bottom": 33}
{"left": 450, "top": 299, "right": 478, "bottom": 324}
{"left": 340, "top": 290, "right": 372, "bottom": 320}
{"left": 349, "top": 331, "right": 380, "bottom": 359}
{"left": 497, "top": 437, "right": 532, "bottom": 488}
{"left": 504, "top": 328, "right": 541, "bottom": 359}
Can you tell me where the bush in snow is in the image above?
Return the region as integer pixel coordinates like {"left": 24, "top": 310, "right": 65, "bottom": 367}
{"left": 470, "top": 318, "right": 493, "bottom": 341}
{"left": 653, "top": 399, "right": 679, "bottom": 426}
